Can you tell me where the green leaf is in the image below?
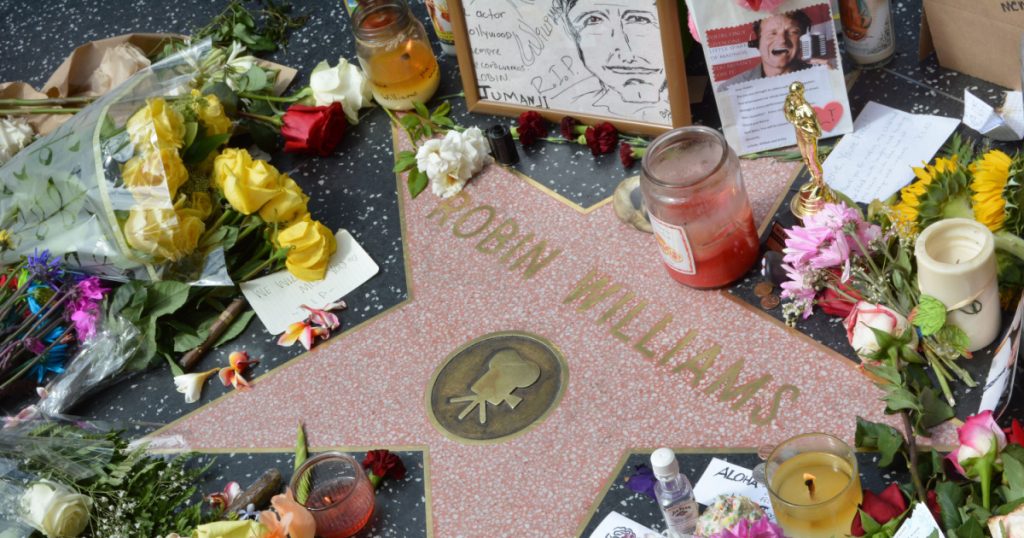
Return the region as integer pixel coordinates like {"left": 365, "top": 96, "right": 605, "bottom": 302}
{"left": 877, "top": 426, "right": 905, "bottom": 467}
{"left": 938, "top": 325, "right": 971, "bottom": 356}
{"left": 432, "top": 116, "right": 456, "bottom": 129}
{"left": 173, "top": 330, "right": 205, "bottom": 353}
{"left": 393, "top": 151, "right": 418, "bottom": 173}
{"left": 432, "top": 101, "right": 451, "bottom": 117}
{"left": 244, "top": 65, "right": 268, "bottom": 93}
{"left": 865, "top": 363, "right": 902, "bottom": 386}
{"left": 245, "top": 119, "right": 280, "bottom": 153}
{"left": 855, "top": 417, "right": 905, "bottom": 467}
{"left": 935, "top": 480, "right": 965, "bottom": 530}
{"left": 400, "top": 113, "right": 420, "bottom": 131}
{"left": 408, "top": 168, "right": 428, "bottom": 198}
{"left": 143, "top": 281, "right": 191, "bottom": 319}
{"left": 955, "top": 515, "right": 985, "bottom": 538}
{"left": 858, "top": 509, "right": 881, "bottom": 535}
{"left": 919, "top": 387, "right": 955, "bottom": 429}
{"left": 868, "top": 326, "right": 898, "bottom": 351}
{"left": 212, "top": 309, "right": 255, "bottom": 348}
{"left": 183, "top": 121, "right": 199, "bottom": 149}
{"left": 294, "top": 422, "right": 311, "bottom": 504}
{"left": 109, "top": 281, "right": 143, "bottom": 317}
{"left": 183, "top": 133, "right": 231, "bottom": 165}
{"left": 164, "top": 355, "right": 185, "bottom": 377}
{"left": 883, "top": 386, "right": 922, "bottom": 414}
{"left": 413, "top": 101, "right": 430, "bottom": 118}
{"left": 1002, "top": 451, "right": 1024, "bottom": 500}
{"left": 912, "top": 295, "right": 946, "bottom": 336}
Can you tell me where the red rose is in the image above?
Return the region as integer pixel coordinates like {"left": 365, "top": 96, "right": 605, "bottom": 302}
{"left": 516, "top": 111, "right": 547, "bottom": 146}
{"left": 560, "top": 116, "right": 579, "bottom": 140}
{"left": 851, "top": 484, "right": 908, "bottom": 536}
{"left": 619, "top": 142, "right": 636, "bottom": 167}
{"left": 585, "top": 122, "right": 618, "bottom": 155}
{"left": 282, "top": 103, "right": 347, "bottom": 157}
{"left": 818, "top": 287, "right": 857, "bottom": 317}
{"left": 362, "top": 449, "right": 406, "bottom": 488}
{"left": 926, "top": 490, "right": 942, "bottom": 522}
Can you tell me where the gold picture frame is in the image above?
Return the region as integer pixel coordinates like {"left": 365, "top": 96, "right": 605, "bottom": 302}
{"left": 448, "top": 0, "right": 692, "bottom": 136}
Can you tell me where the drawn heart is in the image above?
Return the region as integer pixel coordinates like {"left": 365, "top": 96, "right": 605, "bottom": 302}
{"left": 813, "top": 102, "right": 844, "bottom": 132}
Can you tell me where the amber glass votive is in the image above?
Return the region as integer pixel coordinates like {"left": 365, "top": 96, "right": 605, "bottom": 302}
{"left": 290, "top": 452, "right": 375, "bottom": 538}
{"left": 765, "top": 433, "right": 863, "bottom": 538}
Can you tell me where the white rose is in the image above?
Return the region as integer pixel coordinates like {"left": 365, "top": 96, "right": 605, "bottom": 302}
{"left": 842, "top": 301, "right": 916, "bottom": 361}
{"left": 0, "top": 117, "right": 34, "bottom": 166}
{"left": 310, "top": 58, "right": 372, "bottom": 123}
{"left": 416, "top": 129, "right": 493, "bottom": 199}
{"left": 21, "top": 480, "right": 92, "bottom": 538}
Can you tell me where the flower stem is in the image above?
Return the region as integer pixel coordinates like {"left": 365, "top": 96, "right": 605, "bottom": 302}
{"left": 979, "top": 450, "right": 995, "bottom": 509}
{"left": 0, "top": 108, "right": 80, "bottom": 115}
{"left": 383, "top": 107, "right": 417, "bottom": 144}
{"left": 0, "top": 97, "right": 94, "bottom": 106}
{"left": 239, "top": 110, "right": 283, "bottom": 127}
{"left": 900, "top": 409, "right": 928, "bottom": 504}
{"left": 239, "top": 88, "right": 309, "bottom": 103}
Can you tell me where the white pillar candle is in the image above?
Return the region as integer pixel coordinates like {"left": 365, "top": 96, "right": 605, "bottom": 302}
{"left": 915, "top": 218, "right": 1000, "bottom": 352}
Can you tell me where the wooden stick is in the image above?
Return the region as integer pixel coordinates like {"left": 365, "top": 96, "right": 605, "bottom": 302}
{"left": 178, "top": 297, "right": 248, "bottom": 371}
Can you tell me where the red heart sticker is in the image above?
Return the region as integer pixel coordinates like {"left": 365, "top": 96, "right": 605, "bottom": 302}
{"left": 813, "top": 102, "right": 844, "bottom": 132}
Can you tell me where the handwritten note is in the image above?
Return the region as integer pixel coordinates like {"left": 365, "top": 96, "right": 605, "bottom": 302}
{"left": 588, "top": 511, "right": 660, "bottom": 538}
{"left": 240, "top": 230, "right": 379, "bottom": 334}
{"left": 822, "top": 101, "right": 960, "bottom": 204}
{"left": 963, "top": 90, "right": 1024, "bottom": 142}
{"left": 692, "top": 458, "right": 774, "bottom": 519}
{"left": 893, "top": 503, "right": 945, "bottom": 538}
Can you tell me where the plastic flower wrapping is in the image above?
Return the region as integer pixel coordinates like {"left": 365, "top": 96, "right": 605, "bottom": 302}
{"left": 0, "top": 41, "right": 232, "bottom": 285}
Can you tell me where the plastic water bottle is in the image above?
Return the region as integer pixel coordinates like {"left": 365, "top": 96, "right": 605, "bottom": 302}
{"left": 651, "top": 448, "right": 699, "bottom": 538}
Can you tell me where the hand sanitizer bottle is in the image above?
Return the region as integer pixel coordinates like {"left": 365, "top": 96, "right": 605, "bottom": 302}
{"left": 651, "top": 448, "right": 699, "bottom": 538}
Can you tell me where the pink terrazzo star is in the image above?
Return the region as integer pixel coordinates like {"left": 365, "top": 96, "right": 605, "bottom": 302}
{"left": 159, "top": 132, "right": 942, "bottom": 536}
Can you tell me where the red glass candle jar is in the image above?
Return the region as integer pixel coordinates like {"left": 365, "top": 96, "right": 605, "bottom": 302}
{"left": 639, "top": 126, "right": 759, "bottom": 289}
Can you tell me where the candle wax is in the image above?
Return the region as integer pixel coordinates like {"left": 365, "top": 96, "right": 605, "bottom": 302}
{"left": 770, "top": 451, "right": 862, "bottom": 538}
{"left": 365, "top": 39, "right": 440, "bottom": 110}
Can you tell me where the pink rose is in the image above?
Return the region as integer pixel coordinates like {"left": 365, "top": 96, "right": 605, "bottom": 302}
{"left": 949, "top": 411, "right": 1007, "bottom": 509}
{"left": 843, "top": 302, "right": 914, "bottom": 361}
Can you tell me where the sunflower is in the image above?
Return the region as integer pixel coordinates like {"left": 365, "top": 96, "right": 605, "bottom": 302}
{"left": 891, "top": 156, "right": 973, "bottom": 234}
{"left": 969, "top": 149, "right": 1012, "bottom": 232}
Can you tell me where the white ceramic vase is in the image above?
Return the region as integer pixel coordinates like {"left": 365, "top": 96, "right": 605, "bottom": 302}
{"left": 915, "top": 218, "right": 1000, "bottom": 352}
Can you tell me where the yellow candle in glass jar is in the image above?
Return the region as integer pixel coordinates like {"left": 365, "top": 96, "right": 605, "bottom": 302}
{"left": 365, "top": 39, "right": 440, "bottom": 110}
{"left": 766, "top": 436, "right": 863, "bottom": 538}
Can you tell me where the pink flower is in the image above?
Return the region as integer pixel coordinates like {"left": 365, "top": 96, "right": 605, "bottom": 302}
{"left": 218, "top": 351, "right": 259, "bottom": 391}
{"left": 711, "top": 517, "right": 786, "bottom": 538}
{"left": 843, "top": 302, "right": 913, "bottom": 361}
{"left": 301, "top": 301, "right": 345, "bottom": 330}
{"left": 948, "top": 411, "right": 1007, "bottom": 509}
{"left": 277, "top": 321, "right": 329, "bottom": 351}
{"left": 67, "top": 276, "right": 108, "bottom": 341}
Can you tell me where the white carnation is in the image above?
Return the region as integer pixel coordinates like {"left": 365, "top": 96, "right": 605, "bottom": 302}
{"left": 415, "top": 128, "right": 493, "bottom": 199}
{"left": 310, "top": 57, "right": 372, "bottom": 123}
{"left": 0, "top": 118, "right": 34, "bottom": 166}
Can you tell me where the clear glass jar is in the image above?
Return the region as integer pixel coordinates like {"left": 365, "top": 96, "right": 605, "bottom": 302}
{"left": 839, "top": 0, "right": 895, "bottom": 68}
{"left": 290, "top": 452, "right": 375, "bottom": 538}
{"left": 352, "top": 0, "right": 441, "bottom": 110}
{"left": 639, "top": 126, "right": 759, "bottom": 289}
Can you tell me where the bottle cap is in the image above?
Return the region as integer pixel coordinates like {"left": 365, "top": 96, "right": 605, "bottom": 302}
{"left": 650, "top": 447, "right": 679, "bottom": 480}
{"left": 486, "top": 124, "right": 519, "bottom": 165}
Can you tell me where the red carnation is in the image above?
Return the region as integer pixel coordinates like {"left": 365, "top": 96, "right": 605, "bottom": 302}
{"left": 362, "top": 449, "right": 406, "bottom": 489}
{"left": 516, "top": 111, "right": 547, "bottom": 146}
{"left": 560, "top": 116, "right": 579, "bottom": 140}
{"left": 281, "top": 103, "right": 347, "bottom": 157}
{"left": 851, "top": 484, "right": 907, "bottom": 536}
{"left": 619, "top": 142, "right": 636, "bottom": 167}
{"left": 585, "top": 122, "right": 618, "bottom": 155}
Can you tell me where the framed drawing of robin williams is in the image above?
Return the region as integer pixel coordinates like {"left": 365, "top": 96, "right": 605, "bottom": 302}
{"left": 448, "top": 0, "right": 691, "bottom": 136}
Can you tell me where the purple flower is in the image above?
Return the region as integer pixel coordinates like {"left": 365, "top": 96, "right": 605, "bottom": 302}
{"left": 26, "top": 249, "right": 63, "bottom": 284}
{"left": 711, "top": 517, "right": 787, "bottom": 538}
{"left": 67, "top": 276, "right": 107, "bottom": 341}
{"left": 625, "top": 464, "right": 657, "bottom": 500}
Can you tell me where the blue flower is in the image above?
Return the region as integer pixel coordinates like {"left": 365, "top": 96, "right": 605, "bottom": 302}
{"left": 26, "top": 249, "right": 63, "bottom": 284}
{"left": 27, "top": 326, "right": 69, "bottom": 384}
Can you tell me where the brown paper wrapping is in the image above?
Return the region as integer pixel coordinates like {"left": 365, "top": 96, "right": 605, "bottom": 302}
{"left": 3, "top": 33, "right": 298, "bottom": 134}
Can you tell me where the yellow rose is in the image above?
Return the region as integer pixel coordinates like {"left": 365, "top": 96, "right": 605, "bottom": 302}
{"left": 123, "top": 201, "right": 206, "bottom": 262}
{"left": 126, "top": 98, "right": 185, "bottom": 150}
{"left": 212, "top": 148, "right": 253, "bottom": 190}
{"left": 121, "top": 147, "right": 188, "bottom": 200}
{"left": 192, "top": 90, "right": 233, "bottom": 136}
{"left": 220, "top": 158, "right": 283, "bottom": 215}
{"left": 275, "top": 216, "right": 336, "bottom": 281}
{"left": 188, "top": 191, "right": 213, "bottom": 220}
{"left": 259, "top": 175, "right": 309, "bottom": 224}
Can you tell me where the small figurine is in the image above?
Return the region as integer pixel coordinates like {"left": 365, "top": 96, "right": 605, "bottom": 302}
{"left": 784, "top": 81, "right": 837, "bottom": 218}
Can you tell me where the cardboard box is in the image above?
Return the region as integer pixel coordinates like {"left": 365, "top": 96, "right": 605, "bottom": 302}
{"left": 920, "top": 0, "right": 1024, "bottom": 90}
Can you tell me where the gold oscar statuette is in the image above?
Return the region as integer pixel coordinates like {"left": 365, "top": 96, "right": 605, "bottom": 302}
{"left": 784, "top": 81, "right": 837, "bottom": 219}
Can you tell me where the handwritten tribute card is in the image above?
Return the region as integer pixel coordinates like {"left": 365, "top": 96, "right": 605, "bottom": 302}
{"left": 822, "top": 101, "right": 960, "bottom": 204}
{"left": 588, "top": 511, "right": 660, "bottom": 538}
{"left": 241, "top": 230, "right": 379, "bottom": 334}
{"left": 893, "top": 503, "right": 945, "bottom": 538}
{"left": 692, "top": 458, "right": 775, "bottom": 519}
